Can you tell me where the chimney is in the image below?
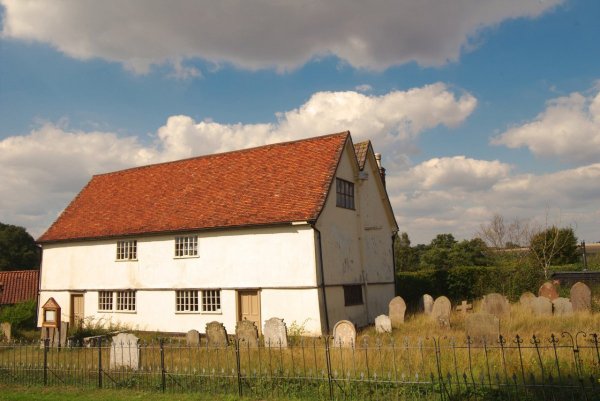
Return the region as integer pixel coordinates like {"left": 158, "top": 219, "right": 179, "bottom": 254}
{"left": 375, "top": 153, "right": 386, "bottom": 188}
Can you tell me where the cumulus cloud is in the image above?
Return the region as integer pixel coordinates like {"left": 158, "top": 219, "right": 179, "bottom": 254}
{"left": 0, "top": 0, "right": 562, "bottom": 73}
{"left": 0, "top": 85, "right": 475, "bottom": 236}
{"left": 492, "top": 89, "right": 600, "bottom": 164}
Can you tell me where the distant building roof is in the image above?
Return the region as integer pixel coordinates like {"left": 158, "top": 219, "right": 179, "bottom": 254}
{"left": 0, "top": 270, "right": 39, "bottom": 305}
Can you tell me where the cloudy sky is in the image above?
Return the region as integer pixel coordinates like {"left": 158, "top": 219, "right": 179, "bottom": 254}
{"left": 1, "top": 0, "right": 599, "bottom": 244}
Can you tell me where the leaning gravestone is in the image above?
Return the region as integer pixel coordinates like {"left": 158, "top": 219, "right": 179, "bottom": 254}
{"left": 552, "top": 297, "right": 573, "bottom": 316}
{"left": 419, "top": 294, "right": 434, "bottom": 315}
{"left": 388, "top": 296, "right": 407, "bottom": 328}
{"left": 110, "top": 333, "right": 140, "bottom": 370}
{"left": 431, "top": 296, "right": 451, "bottom": 328}
{"left": 375, "top": 315, "right": 392, "bottom": 333}
{"left": 570, "top": 282, "right": 592, "bottom": 312}
{"left": 481, "top": 293, "right": 510, "bottom": 317}
{"left": 465, "top": 313, "right": 499, "bottom": 345}
{"left": 206, "top": 321, "right": 228, "bottom": 347}
{"left": 538, "top": 282, "right": 559, "bottom": 300}
{"left": 263, "top": 317, "right": 288, "bottom": 348}
{"left": 519, "top": 292, "right": 536, "bottom": 308}
{"left": 236, "top": 320, "right": 259, "bottom": 348}
{"left": 332, "top": 320, "right": 356, "bottom": 347}
{"left": 529, "top": 296, "right": 552, "bottom": 316}
{"left": 0, "top": 322, "right": 11, "bottom": 342}
{"left": 186, "top": 329, "right": 200, "bottom": 346}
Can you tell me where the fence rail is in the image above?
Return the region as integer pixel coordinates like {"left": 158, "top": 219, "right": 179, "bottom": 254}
{"left": 1, "top": 332, "right": 599, "bottom": 400}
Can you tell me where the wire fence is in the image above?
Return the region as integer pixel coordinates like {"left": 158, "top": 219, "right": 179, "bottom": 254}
{"left": 0, "top": 331, "right": 599, "bottom": 400}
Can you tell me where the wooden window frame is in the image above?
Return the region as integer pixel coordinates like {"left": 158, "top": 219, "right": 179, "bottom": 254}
{"left": 174, "top": 235, "right": 198, "bottom": 258}
{"left": 336, "top": 178, "right": 355, "bottom": 210}
{"left": 116, "top": 240, "right": 137, "bottom": 261}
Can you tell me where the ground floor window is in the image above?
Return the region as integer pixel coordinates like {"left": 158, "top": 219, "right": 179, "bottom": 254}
{"left": 343, "top": 285, "right": 363, "bottom": 306}
{"left": 97, "top": 290, "right": 136, "bottom": 312}
{"left": 175, "top": 289, "right": 221, "bottom": 313}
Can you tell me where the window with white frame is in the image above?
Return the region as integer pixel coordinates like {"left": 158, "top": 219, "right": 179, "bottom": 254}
{"left": 98, "top": 291, "right": 113, "bottom": 311}
{"left": 176, "top": 290, "right": 199, "bottom": 312}
{"left": 116, "top": 291, "right": 136, "bottom": 311}
{"left": 174, "top": 235, "right": 198, "bottom": 257}
{"left": 97, "top": 291, "right": 135, "bottom": 312}
{"left": 116, "top": 240, "right": 137, "bottom": 260}
{"left": 202, "top": 290, "right": 221, "bottom": 312}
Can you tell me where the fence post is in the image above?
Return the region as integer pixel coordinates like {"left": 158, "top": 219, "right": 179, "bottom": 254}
{"left": 160, "top": 339, "right": 166, "bottom": 392}
{"left": 235, "top": 339, "right": 242, "bottom": 397}
{"left": 97, "top": 337, "right": 103, "bottom": 389}
{"left": 324, "top": 336, "right": 333, "bottom": 400}
{"left": 43, "top": 338, "right": 49, "bottom": 386}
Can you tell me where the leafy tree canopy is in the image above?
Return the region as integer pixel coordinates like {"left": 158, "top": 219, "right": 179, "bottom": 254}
{"left": 0, "top": 222, "right": 40, "bottom": 271}
{"left": 529, "top": 226, "right": 578, "bottom": 274}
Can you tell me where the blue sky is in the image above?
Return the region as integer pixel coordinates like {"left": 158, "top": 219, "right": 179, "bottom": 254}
{"left": 1, "top": 0, "right": 599, "bottom": 244}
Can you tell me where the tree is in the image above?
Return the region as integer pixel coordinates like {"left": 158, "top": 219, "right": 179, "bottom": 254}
{"left": 394, "top": 232, "right": 419, "bottom": 271}
{"left": 420, "top": 234, "right": 457, "bottom": 269}
{"left": 529, "top": 226, "right": 578, "bottom": 279}
{"left": 449, "top": 238, "right": 491, "bottom": 267}
{"left": 477, "top": 213, "right": 531, "bottom": 248}
{"left": 0, "top": 222, "right": 40, "bottom": 270}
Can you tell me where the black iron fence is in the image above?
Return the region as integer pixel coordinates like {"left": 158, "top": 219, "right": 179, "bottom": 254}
{"left": 1, "top": 332, "right": 599, "bottom": 400}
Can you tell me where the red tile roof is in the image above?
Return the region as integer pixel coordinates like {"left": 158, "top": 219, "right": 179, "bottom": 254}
{"left": 39, "top": 132, "right": 351, "bottom": 243}
{"left": 0, "top": 270, "right": 39, "bottom": 305}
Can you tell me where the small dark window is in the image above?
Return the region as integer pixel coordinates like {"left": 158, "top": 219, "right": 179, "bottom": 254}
{"left": 336, "top": 178, "right": 355, "bottom": 209}
{"left": 343, "top": 285, "right": 363, "bottom": 306}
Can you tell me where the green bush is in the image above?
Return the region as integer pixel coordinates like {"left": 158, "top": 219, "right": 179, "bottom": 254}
{"left": 0, "top": 299, "right": 37, "bottom": 331}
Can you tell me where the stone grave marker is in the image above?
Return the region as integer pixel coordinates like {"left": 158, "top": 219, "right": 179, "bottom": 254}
{"left": 530, "top": 296, "right": 552, "bottom": 316}
{"left": 552, "top": 297, "right": 573, "bottom": 316}
{"left": 59, "top": 322, "right": 69, "bottom": 347}
{"left": 186, "top": 329, "right": 200, "bottom": 346}
{"left": 375, "top": 315, "right": 392, "bottom": 333}
{"left": 465, "top": 313, "right": 499, "bottom": 345}
{"left": 431, "top": 296, "right": 451, "bottom": 328}
{"left": 538, "top": 282, "right": 558, "bottom": 301}
{"left": 419, "top": 294, "right": 434, "bottom": 315}
{"left": 456, "top": 300, "right": 472, "bottom": 315}
{"left": 110, "top": 333, "right": 140, "bottom": 370}
{"left": 388, "top": 296, "right": 407, "bottom": 328}
{"left": 519, "top": 292, "right": 536, "bottom": 308}
{"left": 206, "top": 321, "right": 228, "bottom": 347}
{"left": 236, "top": 320, "right": 259, "bottom": 348}
{"left": 264, "top": 317, "right": 288, "bottom": 348}
{"left": 332, "top": 320, "right": 356, "bottom": 347}
{"left": 570, "top": 282, "right": 591, "bottom": 312}
{"left": 0, "top": 322, "right": 11, "bottom": 342}
{"left": 481, "top": 293, "right": 510, "bottom": 317}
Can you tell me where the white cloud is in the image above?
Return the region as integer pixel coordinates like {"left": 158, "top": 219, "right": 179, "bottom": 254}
{"left": 0, "top": 0, "right": 562, "bottom": 73}
{"left": 492, "top": 89, "right": 600, "bottom": 164}
{"left": 354, "top": 84, "right": 372, "bottom": 93}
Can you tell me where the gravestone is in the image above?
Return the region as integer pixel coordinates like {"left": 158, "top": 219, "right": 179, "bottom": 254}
{"left": 263, "top": 317, "right": 288, "bottom": 348}
{"left": 0, "top": 322, "right": 11, "bottom": 342}
{"left": 332, "top": 320, "right": 356, "bottom": 347}
{"left": 206, "top": 321, "right": 228, "bottom": 347}
{"left": 388, "top": 296, "right": 407, "bottom": 328}
{"left": 530, "top": 296, "right": 552, "bottom": 316}
{"left": 570, "top": 282, "right": 591, "bottom": 312}
{"left": 59, "top": 322, "right": 69, "bottom": 347}
{"left": 110, "top": 333, "right": 140, "bottom": 370}
{"left": 236, "top": 320, "right": 259, "bottom": 348}
{"left": 431, "top": 296, "right": 451, "bottom": 328}
{"left": 465, "top": 313, "right": 499, "bottom": 345}
{"left": 519, "top": 292, "right": 536, "bottom": 308}
{"left": 375, "top": 315, "right": 392, "bottom": 333}
{"left": 456, "top": 300, "right": 472, "bottom": 315}
{"left": 186, "top": 329, "right": 200, "bottom": 346}
{"left": 481, "top": 293, "right": 510, "bottom": 317}
{"left": 552, "top": 297, "right": 573, "bottom": 316}
{"left": 538, "top": 282, "right": 558, "bottom": 300}
{"left": 419, "top": 294, "right": 434, "bottom": 315}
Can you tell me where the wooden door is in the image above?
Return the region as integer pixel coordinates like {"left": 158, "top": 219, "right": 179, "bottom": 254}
{"left": 70, "top": 294, "right": 84, "bottom": 328}
{"left": 238, "top": 290, "right": 261, "bottom": 334}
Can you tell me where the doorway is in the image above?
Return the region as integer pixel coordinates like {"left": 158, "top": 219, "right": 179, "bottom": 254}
{"left": 238, "top": 290, "right": 261, "bottom": 334}
{"left": 70, "top": 294, "right": 84, "bottom": 329}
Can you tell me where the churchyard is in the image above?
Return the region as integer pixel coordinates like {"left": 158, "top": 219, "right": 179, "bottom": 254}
{"left": 1, "top": 281, "right": 599, "bottom": 400}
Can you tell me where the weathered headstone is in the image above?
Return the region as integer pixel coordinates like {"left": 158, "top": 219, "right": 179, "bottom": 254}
{"left": 206, "top": 321, "right": 228, "bottom": 347}
{"left": 0, "top": 322, "right": 11, "bottom": 342}
{"left": 431, "top": 296, "right": 451, "bottom": 328}
{"left": 110, "top": 333, "right": 140, "bottom": 370}
{"left": 263, "top": 317, "right": 288, "bottom": 348}
{"left": 481, "top": 293, "right": 510, "bottom": 317}
{"left": 375, "top": 315, "right": 392, "bottom": 333}
{"left": 186, "top": 329, "right": 200, "bottom": 346}
{"left": 529, "top": 296, "right": 553, "bottom": 316}
{"left": 332, "top": 320, "right": 356, "bottom": 347}
{"left": 236, "top": 320, "right": 259, "bottom": 348}
{"left": 419, "top": 294, "right": 434, "bottom": 315}
{"left": 519, "top": 292, "right": 536, "bottom": 308}
{"left": 465, "top": 313, "right": 499, "bottom": 345}
{"left": 570, "top": 282, "right": 592, "bottom": 312}
{"left": 538, "top": 282, "right": 559, "bottom": 301}
{"left": 552, "top": 297, "right": 573, "bottom": 316}
{"left": 59, "top": 322, "right": 69, "bottom": 346}
{"left": 388, "top": 296, "right": 407, "bottom": 328}
{"left": 456, "top": 300, "right": 473, "bottom": 315}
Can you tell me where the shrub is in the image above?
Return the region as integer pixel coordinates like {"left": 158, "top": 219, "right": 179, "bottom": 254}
{"left": 0, "top": 299, "right": 37, "bottom": 331}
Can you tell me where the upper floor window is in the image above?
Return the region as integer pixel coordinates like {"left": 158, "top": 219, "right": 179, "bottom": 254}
{"left": 116, "top": 240, "right": 137, "bottom": 260}
{"left": 336, "top": 178, "right": 355, "bottom": 209}
{"left": 175, "top": 235, "right": 198, "bottom": 257}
